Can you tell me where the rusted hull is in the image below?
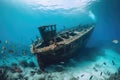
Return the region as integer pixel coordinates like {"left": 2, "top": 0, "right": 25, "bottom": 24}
{"left": 35, "top": 29, "right": 94, "bottom": 70}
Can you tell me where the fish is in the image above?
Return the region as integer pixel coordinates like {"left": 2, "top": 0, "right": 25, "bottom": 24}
{"left": 93, "top": 67, "right": 98, "bottom": 72}
{"left": 81, "top": 74, "right": 84, "bottom": 77}
{"left": 103, "top": 62, "right": 106, "bottom": 65}
{"left": 5, "top": 40, "right": 9, "bottom": 44}
{"left": 60, "top": 62, "right": 65, "bottom": 64}
{"left": 100, "top": 72, "right": 103, "bottom": 76}
{"left": 89, "top": 75, "right": 93, "bottom": 80}
{"left": 112, "top": 60, "right": 115, "bottom": 65}
{"left": 2, "top": 46, "right": 6, "bottom": 50}
{"left": 112, "top": 39, "right": 119, "bottom": 44}
{"left": 8, "top": 50, "right": 14, "bottom": 53}
{"left": 0, "top": 40, "right": 1, "bottom": 44}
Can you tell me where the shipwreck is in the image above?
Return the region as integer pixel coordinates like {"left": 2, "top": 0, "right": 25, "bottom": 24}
{"left": 30, "top": 24, "right": 95, "bottom": 70}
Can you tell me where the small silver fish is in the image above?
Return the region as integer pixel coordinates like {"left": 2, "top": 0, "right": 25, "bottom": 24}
{"left": 112, "top": 39, "right": 119, "bottom": 44}
{"left": 60, "top": 62, "right": 65, "bottom": 64}
{"left": 1, "top": 50, "right": 4, "bottom": 54}
{"left": 2, "top": 46, "right": 6, "bottom": 50}
{"left": 5, "top": 40, "right": 9, "bottom": 44}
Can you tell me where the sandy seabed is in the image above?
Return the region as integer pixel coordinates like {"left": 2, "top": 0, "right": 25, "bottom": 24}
{"left": 0, "top": 46, "right": 120, "bottom": 80}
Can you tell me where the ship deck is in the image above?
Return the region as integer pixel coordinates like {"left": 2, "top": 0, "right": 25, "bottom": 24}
{"left": 32, "top": 26, "right": 94, "bottom": 53}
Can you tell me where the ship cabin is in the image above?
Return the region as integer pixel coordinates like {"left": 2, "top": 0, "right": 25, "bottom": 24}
{"left": 31, "top": 24, "right": 94, "bottom": 54}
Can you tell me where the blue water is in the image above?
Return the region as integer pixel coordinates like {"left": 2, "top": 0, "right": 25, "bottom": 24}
{"left": 0, "top": 0, "right": 120, "bottom": 46}
{"left": 0, "top": 0, "right": 120, "bottom": 80}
